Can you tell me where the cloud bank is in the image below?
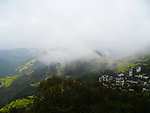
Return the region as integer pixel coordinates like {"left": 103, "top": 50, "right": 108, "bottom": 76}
{"left": 0, "top": 0, "right": 150, "bottom": 62}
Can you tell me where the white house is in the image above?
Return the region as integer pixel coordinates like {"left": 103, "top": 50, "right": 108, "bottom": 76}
{"left": 136, "top": 67, "right": 141, "bottom": 73}
{"left": 99, "top": 75, "right": 109, "bottom": 82}
{"left": 135, "top": 74, "right": 149, "bottom": 79}
{"left": 116, "top": 77, "right": 125, "bottom": 86}
{"left": 135, "top": 74, "right": 143, "bottom": 78}
{"left": 143, "top": 75, "right": 149, "bottom": 79}
{"left": 118, "top": 73, "right": 124, "bottom": 77}
{"left": 129, "top": 69, "right": 133, "bottom": 76}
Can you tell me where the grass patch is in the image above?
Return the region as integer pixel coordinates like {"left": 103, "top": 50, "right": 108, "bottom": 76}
{"left": 16, "top": 59, "right": 36, "bottom": 73}
{"left": 0, "top": 96, "right": 34, "bottom": 113}
{"left": 0, "top": 75, "right": 22, "bottom": 88}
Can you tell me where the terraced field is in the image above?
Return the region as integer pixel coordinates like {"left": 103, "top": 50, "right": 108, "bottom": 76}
{"left": 114, "top": 56, "right": 150, "bottom": 73}
{"left": 0, "top": 96, "right": 34, "bottom": 113}
{"left": 0, "top": 75, "right": 22, "bottom": 88}
{"left": 16, "top": 59, "right": 36, "bottom": 73}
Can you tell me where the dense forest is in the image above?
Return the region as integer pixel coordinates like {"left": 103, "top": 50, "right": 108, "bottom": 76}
{"left": 1, "top": 49, "right": 150, "bottom": 113}
{"left": 1, "top": 75, "right": 150, "bottom": 113}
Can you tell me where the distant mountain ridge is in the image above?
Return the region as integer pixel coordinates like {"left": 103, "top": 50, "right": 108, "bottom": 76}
{"left": 0, "top": 48, "right": 43, "bottom": 77}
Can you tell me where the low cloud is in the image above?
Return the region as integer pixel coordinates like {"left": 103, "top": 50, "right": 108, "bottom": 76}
{"left": 0, "top": 0, "right": 150, "bottom": 63}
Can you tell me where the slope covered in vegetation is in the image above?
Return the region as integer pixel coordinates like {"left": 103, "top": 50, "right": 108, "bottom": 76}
{"left": 0, "top": 58, "right": 39, "bottom": 89}
{"left": 0, "top": 96, "right": 34, "bottom": 113}
{"left": 114, "top": 55, "right": 150, "bottom": 73}
{"left": 16, "top": 59, "right": 36, "bottom": 73}
{"left": 0, "top": 49, "right": 40, "bottom": 77}
{"left": 0, "top": 75, "right": 22, "bottom": 88}
{"left": 1, "top": 76, "right": 150, "bottom": 113}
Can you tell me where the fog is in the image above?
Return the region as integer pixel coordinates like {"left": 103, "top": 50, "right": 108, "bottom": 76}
{"left": 0, "top": 0, "right": 150, "bottom": 63}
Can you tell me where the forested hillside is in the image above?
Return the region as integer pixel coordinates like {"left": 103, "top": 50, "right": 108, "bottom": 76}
{"left": 1, "top": 76, "right": 150, "bottom": 113}
{"left": 0, "top": 48, "right": 42, "bottom": 77}
{"left": 1, "top": 50, "right": 150, "bottom": 113}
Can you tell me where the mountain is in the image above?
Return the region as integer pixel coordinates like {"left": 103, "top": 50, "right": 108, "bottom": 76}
{"left": 0, "top": 49, "right": 110, "bottom": 107}
{"left": 113, "top": 54, "right": 150, "bottom": 74}
{"left": 1, "top": 49, "right": 150, "bottom": 113}
{"left": 0, "top": 49, "right": 122, "bottom": 107}
{"left": 0, "top": 48, "right": 45, "bottom": 107}
{"left": 0, "top": 48, "right": 43, "bottom": 77}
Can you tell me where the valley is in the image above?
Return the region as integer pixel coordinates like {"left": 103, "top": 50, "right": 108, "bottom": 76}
{"left": 0, "top": 49, "right": 150, "bottom": 113}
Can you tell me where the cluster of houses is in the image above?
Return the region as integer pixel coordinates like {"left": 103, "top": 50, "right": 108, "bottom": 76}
{"left": 99, "top": 67, "right": 150, "bottom": 89}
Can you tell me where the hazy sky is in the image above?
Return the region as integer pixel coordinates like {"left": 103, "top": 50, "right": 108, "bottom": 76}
{"left": 0, "top": 0, "right": 150, "bottom": 55}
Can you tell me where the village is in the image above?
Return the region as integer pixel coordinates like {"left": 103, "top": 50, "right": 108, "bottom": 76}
{"left": 99, "top": 67, "right": 150, "bottom": 91}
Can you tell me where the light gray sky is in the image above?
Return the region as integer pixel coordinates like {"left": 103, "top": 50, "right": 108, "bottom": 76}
{"left": 0, "top": 0, "right": 150, "bottom": 55}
